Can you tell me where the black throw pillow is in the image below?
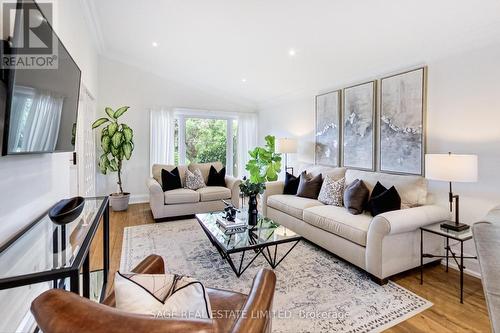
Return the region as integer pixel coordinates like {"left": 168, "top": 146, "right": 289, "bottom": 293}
{"left": 207, "top": 165, "right": 226, "bottom": 186}
{"left": 368, "top": 182, "right": 401, "bottom": 216}
{"left": 296, "top": 172, "right": 323, "bottom": 199}
{"left": 344, "top": 179, "right": 369, "bottom": 215}
{"left": 283, "top": 172, "right": 301, "bottom": 195}
{"left": 161, "top": 167, "right": 182, "bottom": 192}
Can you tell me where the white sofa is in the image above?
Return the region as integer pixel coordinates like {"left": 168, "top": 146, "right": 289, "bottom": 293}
{"left": 262, "top": 165, "right": 450, "bottom": 283}
{"left": 147, "top": 162, "right": 241, "bottom": 221}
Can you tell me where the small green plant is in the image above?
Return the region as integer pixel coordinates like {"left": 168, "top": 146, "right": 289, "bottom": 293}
{"left": 92, "top": 106, "right": 134, "bottom": 194}
{"left": 239, "top": 178, "right": 266, "bottom": 196}
{"left": 245, "top": 135, "right": 282, "bottom": 183}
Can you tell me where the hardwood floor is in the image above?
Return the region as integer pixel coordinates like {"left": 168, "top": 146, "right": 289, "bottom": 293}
{"left": 90, "top": 203, "right": 491, "bottom": 332}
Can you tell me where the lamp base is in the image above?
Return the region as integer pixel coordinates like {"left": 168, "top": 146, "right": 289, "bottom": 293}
{"left": 440, "top": 222, "right": 470, "bottom": 232}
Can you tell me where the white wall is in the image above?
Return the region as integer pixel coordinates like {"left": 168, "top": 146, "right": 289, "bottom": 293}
{"left": 258, "top": 42, "right": 500, "bottom": 276}
{"left": 97, "top": 57, "right": 255, "bottom": 202}
{"left": 0, "top": 0, "right": 99, "bottom": 331}
{"left": 0, "top": 0, "right": 99, "bottom": 245}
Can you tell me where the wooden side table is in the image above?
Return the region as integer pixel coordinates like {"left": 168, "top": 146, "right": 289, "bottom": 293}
{"left": 420, "top": 221, "right": 477, "bottom": 303}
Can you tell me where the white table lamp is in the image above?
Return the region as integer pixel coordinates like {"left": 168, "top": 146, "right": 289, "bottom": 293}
{"left": 425, "top": 153, "right": 478, "bottom": 231}
{"left": 276, "top": 138, "right": 298, "bottom": 175}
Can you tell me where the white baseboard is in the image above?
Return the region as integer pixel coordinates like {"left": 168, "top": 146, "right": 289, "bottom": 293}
{"left": 440, "top": 258, "right": 481, "bottom": 279}
{"left": 130, "top": 194, "right": 149, "bottom": 204}
{"left": 108, "top": 194, "right": 149, "bottom": 207}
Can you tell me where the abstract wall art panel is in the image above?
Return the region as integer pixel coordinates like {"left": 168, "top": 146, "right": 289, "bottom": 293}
{"left": 315, "top": 90, "right": 341, "bottom": 166}
{"left": 342, "top": 81, "right": 375, "bottom": 170}
{"left": 380, "top": 68, "right": 425, "bottom": 175}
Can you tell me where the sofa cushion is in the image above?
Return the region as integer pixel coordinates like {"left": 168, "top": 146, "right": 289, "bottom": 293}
{"left": 189, "top": 162, "right": 224, "bottom": 184}
{"left": 345, "top": 169, "right": 427, "bottom": 207}
{"left": 303, "top": 205, "right": 372, "bottom": 246}
{"left": 197, "top": 186, "right": 231, "bottom": 202}
{"left": 299, "top": 164, "right": 347, "bottom": 180}
{"left": 164, "top": 189, "right": 200, "bottom": 204}
{"left": 153, "top": 164, "right": 188, "bottom": 187}
{"left": 267, "top": 194, "right": 324, "bottom": 220}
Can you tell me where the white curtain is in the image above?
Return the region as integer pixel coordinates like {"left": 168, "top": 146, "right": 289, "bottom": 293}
{"left": 150, "top": 108, "right": 175, "bottom": 172}
{"left": 8, "top": 86, "right": 64, "bottom": 152}
{"left": 237, "top": 112, "right": 258, "bottom": 178}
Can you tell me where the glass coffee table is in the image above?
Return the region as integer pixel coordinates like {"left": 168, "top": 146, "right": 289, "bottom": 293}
{"left": 196, "top": 212, "right": 302, "bottom": 277}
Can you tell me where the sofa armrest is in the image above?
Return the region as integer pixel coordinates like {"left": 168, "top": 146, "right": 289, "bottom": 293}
{"left": 365, "top": 205, "right": 450, "bottom": 279}
{"left": 262, "top": 181, "right": 285, "bottom": 217}
{"left": 147, "top": 177, "right": 163, "bottom": 195}
{"left": 147, "top": 178, "right": 164, "bottom": 219}
{"left": 225, "top": 176, "right": 242, "bottom": 208}
{"left": 369, "top": 205, "right": 451, "bottom": 236}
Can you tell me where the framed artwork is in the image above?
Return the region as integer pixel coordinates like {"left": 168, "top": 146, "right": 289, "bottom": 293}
{"left": 379, "top": 67, "right": 426, "bottom": 175}
{"left": 315, "top": 90, "right": 341, "bottom": 166}
{"left": 342, "top": 81, "right": 376, "bottom": 170}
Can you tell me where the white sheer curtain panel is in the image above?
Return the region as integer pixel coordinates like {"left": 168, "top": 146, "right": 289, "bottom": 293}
{"left": 8, "top": 86, "right": 64, "bottom": 152}
{"left": 237, "top": 112, "right": 258, "bottom": 178}
{"left": 150, "top": 108, "right": 175, "bottom": 172}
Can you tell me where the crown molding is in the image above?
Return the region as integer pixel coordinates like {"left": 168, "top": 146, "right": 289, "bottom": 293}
{"left": 79, "top": 0, "right": 105, "bottom": 54}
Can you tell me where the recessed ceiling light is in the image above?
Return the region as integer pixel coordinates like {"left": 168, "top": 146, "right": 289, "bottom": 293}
{"left": 288, "top": 49, "right": 296, "bottom": 56}
{"left": 152, "top": 41, "right": 159, "bottom": 47}
{"left": 241, "top": 78, "right": 247, "bottom": 83}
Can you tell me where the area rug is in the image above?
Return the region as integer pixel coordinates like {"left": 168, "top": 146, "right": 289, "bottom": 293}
{"left": 121, "top": 219, "right": 432, "bottom": 333}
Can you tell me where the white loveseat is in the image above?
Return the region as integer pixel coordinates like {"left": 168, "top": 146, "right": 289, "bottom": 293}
{"left": 147, "top": 162, "right": 241, "bottom": 221}
{"left": 262, "top": 165, "right": 450, "bottom": 283}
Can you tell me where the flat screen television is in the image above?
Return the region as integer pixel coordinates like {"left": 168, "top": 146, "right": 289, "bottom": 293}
{"left": 0, "top": 0, "right": 81, "bottom": 155}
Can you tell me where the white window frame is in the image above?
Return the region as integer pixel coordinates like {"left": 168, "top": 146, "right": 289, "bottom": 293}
{"left": 174, "top": 108, "right": 237, "bottom": 176}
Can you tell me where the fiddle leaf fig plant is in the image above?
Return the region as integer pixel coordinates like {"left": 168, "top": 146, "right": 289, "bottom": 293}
{"left": 245, "top": 135, "right": 282, "bottom": 183}
{"left": 92, "top": 106, "right": 133, "bottom": 194}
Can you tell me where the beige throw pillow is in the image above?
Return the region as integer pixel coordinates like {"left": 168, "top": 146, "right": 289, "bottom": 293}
{"left": 114, "top": 272, "right": 212, "bottom": 319}
{"left": 185, "top": 169, "right": 206, "bottom": 190}
{"left": 318, "top": 176, "right": 345, "bottom": 206}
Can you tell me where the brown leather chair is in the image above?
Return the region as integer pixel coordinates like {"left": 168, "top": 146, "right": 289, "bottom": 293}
{"left": 31, "top": 255, "right": 276, "bottom": 333}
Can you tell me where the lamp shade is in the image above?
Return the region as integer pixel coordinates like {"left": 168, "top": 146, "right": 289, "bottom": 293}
{"left": 425, "top": 154, "right": 478, "bottom": 182}
{"left": 276, "top": 138, "right": 298, "bottom": 154}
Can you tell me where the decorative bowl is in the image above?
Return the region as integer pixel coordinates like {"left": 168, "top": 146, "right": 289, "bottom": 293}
{"left": 49, "top": 197, "right": 85, "bottom": 225}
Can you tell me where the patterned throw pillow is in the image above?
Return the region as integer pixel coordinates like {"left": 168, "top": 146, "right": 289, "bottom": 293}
{"left": 185, "top": 169, "right": 206, "bottom": 190}
{"left": 114, "top": 272, "right": 212, "bottom": 319}
{"left": 318, "top": 175, "right": 345, "bottom": 206}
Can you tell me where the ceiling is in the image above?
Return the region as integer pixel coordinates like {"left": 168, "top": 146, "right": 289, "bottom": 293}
{"left": 87, "top": 0, "right": 500, "bottom": 108}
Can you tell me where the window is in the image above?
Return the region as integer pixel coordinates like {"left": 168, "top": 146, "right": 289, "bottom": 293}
{"left": 174, "top": 115, "right": 238, "bottom": 176}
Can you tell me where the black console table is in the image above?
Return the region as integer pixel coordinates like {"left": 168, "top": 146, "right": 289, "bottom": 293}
{"left": 0, "top": 197, "right": 109, "bottom": 300}
{"left": 420, "top": 221, "right": 477, "bottom": 303}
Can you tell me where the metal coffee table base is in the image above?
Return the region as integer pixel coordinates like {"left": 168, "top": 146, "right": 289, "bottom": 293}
{"left": 217, "top": 239, "right": 301, "bottom": 277}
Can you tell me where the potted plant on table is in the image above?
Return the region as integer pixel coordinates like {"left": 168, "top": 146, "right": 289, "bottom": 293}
{"left": 92, "top": 106, "right": 134, "bottom": 211}
{"left": 239, "top": 179, "right": 266, "bottom": 225}
{"left": 240, "top": 135, "right": 281, "bottom": 224}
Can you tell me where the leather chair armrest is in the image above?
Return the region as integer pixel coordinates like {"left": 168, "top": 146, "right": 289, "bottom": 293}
{"left": 231, "top": 268, "right": 276, "bottom": 333}
{"left": 31, "top": 289, "right": 214, "bottom": 333}
{"left": 262, "top": 181, "right": 285, "bottom": 217}
{"left": 103, "top": 255, "right": 165, "bottom": 307}
{"left": 225, "top": 176, "right": 242, "bottom": 208}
